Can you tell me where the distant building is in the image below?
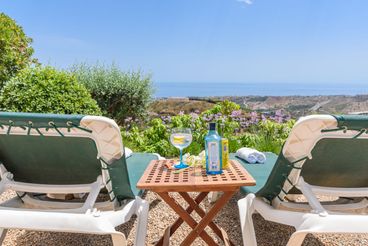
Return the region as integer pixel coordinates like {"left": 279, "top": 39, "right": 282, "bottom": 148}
{"left": 167, "top": 97, "right": 190, "bottom": 101}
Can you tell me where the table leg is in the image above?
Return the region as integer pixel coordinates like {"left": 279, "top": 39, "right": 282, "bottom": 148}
{"left": 162, "top": 226, "right": 170, "bottom": 246}
{"left": 155, "top": 192, "right": 208, "bottom": 246}
{"left": 179, "top": 192, "right": 235, "bottom": 246}
{"left": 157, "top": 192, "right": 217, "bottom": 246}
{"left": 180, "top": 190, "right": 237, "bottom": 246}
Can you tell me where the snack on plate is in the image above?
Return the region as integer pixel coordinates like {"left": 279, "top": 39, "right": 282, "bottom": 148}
{"left": 164, "top": 162, "right": 175, "bottom": 169}
{"left": 183, "top": 151, "right": 206, "bottom": 168}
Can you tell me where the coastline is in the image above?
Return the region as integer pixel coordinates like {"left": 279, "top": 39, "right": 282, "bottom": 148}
{"left": 154, "top": 82, "right": 368, "bottom": 98}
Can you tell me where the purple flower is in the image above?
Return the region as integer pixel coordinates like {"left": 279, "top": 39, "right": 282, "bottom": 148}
{"left": 249, "top": 112, "right": 259, "bottom": 124}
{"left": 214, "top": 113, "right": 222, "bottom": 120}
{"left": 261, "top": 114, "right": 267, "bottom": 122}
{"left": 124, "top": 117, "right": 133, "bottom": 123}
{"left": 230, "top": 110, "right": 242, "bottom": 118}
{"left": 178, "top": 111, "right": 184, "bottom": 116}
{"left": 189, "top": 112, "right": 199, "bottom": 120}
{"left": 161, "top": 115, "right": 171, "bottom": 123}
{"left": 275, "top": 109, "right": 283, "bottom": 117}
{"left": 276, "top": 116, "right": 283, "bottom": 123}
{"left": 240, "top": 121, "right": 250, "bottom": 128}
{"left": 202, "top": 114, "right": 213, "bottom": 122}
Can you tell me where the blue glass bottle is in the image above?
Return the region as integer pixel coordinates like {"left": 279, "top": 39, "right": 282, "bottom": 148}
{"left": 205, "top": 122, "right": 222, "bottom": 175}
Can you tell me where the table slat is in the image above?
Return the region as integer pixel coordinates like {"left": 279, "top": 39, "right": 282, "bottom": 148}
{"left": 137, "top": 159, "right": 255, "bottom": 192}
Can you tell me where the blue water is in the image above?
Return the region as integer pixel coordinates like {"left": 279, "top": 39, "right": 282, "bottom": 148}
{"left": 154, "top": 82, "right": 368, "bottom": 98}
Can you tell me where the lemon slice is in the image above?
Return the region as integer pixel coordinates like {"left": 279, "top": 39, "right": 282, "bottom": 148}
{"left": 173, "top": 136, "right": 185, "bottom": 144}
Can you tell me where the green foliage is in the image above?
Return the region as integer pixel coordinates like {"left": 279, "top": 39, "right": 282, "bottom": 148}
{"left": 0, "top": 66, "right": 101, "bottom": 115}
{"left": 0, "top": 13, "right": 36, "bottom": 87}
{"left": 122, "top": 101, "right": 295, "bottom": 157}
{"left": 247, "top": 119, "right": 295, "bottom": 154}
{"left": 71, "top": 63, "right": 153, "bottom": 124}
{"left": 203, "top": 100, "right": 240, "bottom": 116}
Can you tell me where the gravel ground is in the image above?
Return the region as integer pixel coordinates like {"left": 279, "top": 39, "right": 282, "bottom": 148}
{"left": 1, "top": 190, "right": 368, "bottom": 246}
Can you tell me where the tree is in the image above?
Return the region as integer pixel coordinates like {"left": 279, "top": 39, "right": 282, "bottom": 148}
{"left": 0, "top": 13, "right": 35, "bottom": 87}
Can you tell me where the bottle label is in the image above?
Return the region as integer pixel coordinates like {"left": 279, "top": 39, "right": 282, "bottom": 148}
{"left": 221, "top": 138, "right": 229, "bottom": 169}
{"left": 208, "top": 142, "right": 220, "bottom": 171}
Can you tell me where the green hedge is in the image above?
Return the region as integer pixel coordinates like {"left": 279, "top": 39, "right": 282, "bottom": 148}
{"left": 0, "top": 66, "right": 102, "bottom": 115}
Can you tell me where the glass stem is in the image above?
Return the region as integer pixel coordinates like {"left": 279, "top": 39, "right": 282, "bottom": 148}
{"left": 180, "top": 149, "right": 183, "bottom": 164}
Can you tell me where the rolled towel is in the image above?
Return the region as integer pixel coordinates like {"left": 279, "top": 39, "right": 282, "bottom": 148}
{"left": 254, "top": 151, "right": 266, "bottom": 164}
{"left": 236, "top": 147, "right": 258, "bottom": 164}
{"left": 236, "top": 147, "right": 266, "bottom": 164}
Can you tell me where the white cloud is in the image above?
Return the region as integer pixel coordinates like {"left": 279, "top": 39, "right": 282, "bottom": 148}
{"left": 237, "top": 0, "right": 253, "bottom": 5}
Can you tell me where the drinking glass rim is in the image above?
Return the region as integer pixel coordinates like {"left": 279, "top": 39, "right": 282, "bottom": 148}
{"left": 171, "top": 127, "right": 192, "bottom": 132}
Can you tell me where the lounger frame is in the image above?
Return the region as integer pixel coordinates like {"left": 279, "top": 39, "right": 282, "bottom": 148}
{"left": 238, "top": 115, "right": 368, "bottom": 246}
{"left": 0, "top": 114, "right": 150, "bottom": 246}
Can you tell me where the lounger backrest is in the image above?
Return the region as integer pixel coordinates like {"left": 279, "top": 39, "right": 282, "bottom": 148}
{"left": 257, "top": 115, "right": 368, "bottom": 202}
{"left": 0, "top": 112, "right": 135, "bottom": 202}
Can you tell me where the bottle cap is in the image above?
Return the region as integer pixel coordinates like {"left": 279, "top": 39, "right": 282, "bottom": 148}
{"left": 209, "top": 122, "right": 216, "bottom": 131}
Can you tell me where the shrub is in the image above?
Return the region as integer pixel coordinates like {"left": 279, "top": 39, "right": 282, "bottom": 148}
{"left": 0, "top": 66, "right": 102, "bottom": 115}
{"left": 0, "top": 13, "right": 36, "bottom": 87}
{"left": 122, "top": 102, "right": 295, "bottom": 157}
{"left": 71, "top": 63, "right": 153, "bottom": 124}
{"left": 203, "top": 100, "right": 240, "bottom": 116}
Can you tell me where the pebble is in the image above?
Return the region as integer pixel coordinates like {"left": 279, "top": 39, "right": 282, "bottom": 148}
{"left": 0, "top": 191, "right": 367, "bottom": 245}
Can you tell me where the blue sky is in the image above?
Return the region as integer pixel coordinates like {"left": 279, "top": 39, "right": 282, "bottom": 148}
{"left": 1, "top": 0, "right": 368, "bottom": 84}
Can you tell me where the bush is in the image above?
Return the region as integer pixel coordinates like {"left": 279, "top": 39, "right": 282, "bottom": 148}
{"left": 0, "top": 66, "right": 102, "bottom": 115}
{"left": 203, "top": 100, "right": 240, "bottom": 116}
{"left": 0, "top": 13, "right": 36, "bottom": 87}
{"left": 122, "top": 102, "right": 295, "bottom": 157}
{"left": 71, "top": 63, "right": 153, "bottom": 124}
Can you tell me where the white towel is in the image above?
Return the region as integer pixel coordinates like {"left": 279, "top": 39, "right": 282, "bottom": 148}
{"left": 236, "top": 147, "right": 266, "bottom": 164}
{"left": 254, "top": 151, "right": 266, "bottom": 163}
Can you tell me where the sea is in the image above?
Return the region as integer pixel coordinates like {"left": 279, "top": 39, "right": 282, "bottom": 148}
{"left": 154, "top": 82, "right": 368, "bottom": 98}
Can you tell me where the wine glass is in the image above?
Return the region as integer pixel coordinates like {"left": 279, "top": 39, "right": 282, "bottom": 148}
{"left": 170, "top": 128, "right": 192, "bottom": 169}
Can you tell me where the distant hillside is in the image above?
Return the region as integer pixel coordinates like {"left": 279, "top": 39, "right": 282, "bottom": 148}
{"left": 217, "top": 95, "right": 368, "bottom": 117}
{"left": 150, "top": 95, "right": 368, "bottom": 118}
{"left": 149, "top": 98, "right": 216, "bottom": 116}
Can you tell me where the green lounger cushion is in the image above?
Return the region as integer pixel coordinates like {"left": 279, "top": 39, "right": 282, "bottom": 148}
{"left": 0, "top": 112, "right": 143, "bottom": 202}
{"left": 301, "top": 138, "right": 368, "bottom": 188}
{"left": 0, "top": 135, "right": 101, "bottom": 185}
{"left": 126, "top": 153, "right": 159, "bottom": 197}
{"left": 230, "top": 152, "right": 278, "bottom": 195}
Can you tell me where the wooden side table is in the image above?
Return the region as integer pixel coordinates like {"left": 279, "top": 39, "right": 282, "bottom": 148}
{"left": 137, "top": 159, "right": 256, "bottom": 246}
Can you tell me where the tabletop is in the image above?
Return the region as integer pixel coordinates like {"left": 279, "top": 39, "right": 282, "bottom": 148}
{"left": 137, "top": 159, "right": 256, "bottom": 192}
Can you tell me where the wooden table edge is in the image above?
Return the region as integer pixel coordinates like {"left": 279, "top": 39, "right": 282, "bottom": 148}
{"left": 136, "top": 159, "right": 257, "bottom": 191}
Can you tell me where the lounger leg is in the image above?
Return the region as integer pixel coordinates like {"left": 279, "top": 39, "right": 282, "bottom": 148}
{"left": 0, "top": 228, "right": 7, "bottom": 244}
{"left": 134, "top": 197, "right": 149, "bottom": 246}
{"left": 111, "top": 232, "right": 127, "bottom": 246}
{"left": 286, "top": 231, "right": 307, "bottom": 246}
{"left": 238, "top": 194, "right": 257, "bottom": 246}
{"left": 208, "top": 192, "right": 221, "bottom": 203}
